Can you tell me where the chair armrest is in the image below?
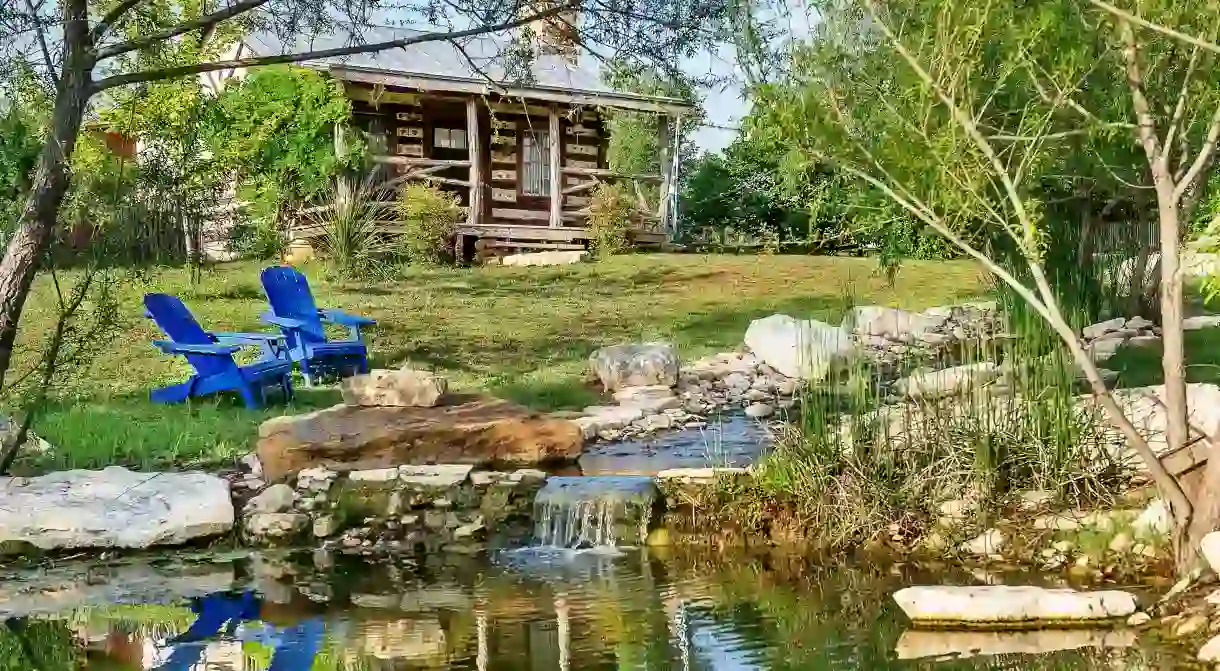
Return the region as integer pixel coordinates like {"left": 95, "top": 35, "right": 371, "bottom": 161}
{"left": 153, "top": 340, "right": 240, "bottom": 356}
{"left": 259, "top": 312, "right": 308, "bottom": 329}
{"left": 320, "top": 309, "right": 376, "bottom": 326}
{"left": 211, "top": 332, "right": 286, "bottom": 346}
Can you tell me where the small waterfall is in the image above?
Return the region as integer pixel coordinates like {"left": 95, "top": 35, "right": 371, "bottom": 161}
{"left": 532, "top": 476, "right": 659, "bottom": 549}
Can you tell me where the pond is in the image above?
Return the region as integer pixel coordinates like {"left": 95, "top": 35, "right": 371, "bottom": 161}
{"left": 0, "top": 547, "right": 1192, "bottom": 670}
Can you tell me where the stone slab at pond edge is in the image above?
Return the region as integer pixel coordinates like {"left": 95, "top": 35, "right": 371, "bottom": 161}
{"left": 0, "top": 466, "right": 233, "bottom": 552}
{"left": 257, "top": 394, "right": 584, "bottom": 481}
{"left": 893, "top": 586, "right": 1137, "bottom": 626}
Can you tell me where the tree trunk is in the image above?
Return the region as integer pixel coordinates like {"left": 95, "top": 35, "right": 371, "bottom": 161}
{"left": 0, "top": 0, "right": 93, "bottom": 392}
{"left": 1152, "top": 181, "right": 1194, "bottom": 574}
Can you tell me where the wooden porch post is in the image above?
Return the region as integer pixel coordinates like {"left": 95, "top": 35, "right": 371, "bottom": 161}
{"left": 656, "top": 114, "right": 674, "bottom": 234}
{"left": 466, "top": 97, "right": 484, "bottom": 228}
{"left": 548, "top": 105, "right": 563, "bottom": 228}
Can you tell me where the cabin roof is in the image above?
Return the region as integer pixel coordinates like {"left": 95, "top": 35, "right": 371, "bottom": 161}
{"left": 245, "top": 26, "right": 694, "bottom": 115}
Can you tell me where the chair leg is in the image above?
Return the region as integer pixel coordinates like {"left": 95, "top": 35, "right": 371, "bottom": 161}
{"left": 282, "top": 375, "right": 294, "bottom": 402}
{"left": 358, "top": 352, "right": 370, "bottom": 375}
{"left": 238, "top": 384, "right": 262, "bottom": 409}
{"left": 151, "top": 379, "right": 198, "bottom": 404}
{"left": 300, "top": 359, "right": 314, "bottom": 387}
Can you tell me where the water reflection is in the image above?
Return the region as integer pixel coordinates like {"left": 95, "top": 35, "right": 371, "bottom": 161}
{"left": 2, "top": 548, "right": 1193, "bottom": 670}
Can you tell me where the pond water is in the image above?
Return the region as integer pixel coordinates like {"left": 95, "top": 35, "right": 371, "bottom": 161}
{"left": 1, "top": 547, "right": 1192, "bottom": 670}
{"left": 579, "top": 413, "right": 772, "bottom": 475}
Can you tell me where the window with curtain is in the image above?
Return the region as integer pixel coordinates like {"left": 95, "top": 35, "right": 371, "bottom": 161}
{"left": 522, "top": 130, "right": 551, "bottom": 197}
{"left": 433, "top": 127, "right": 467, "bottom": 150}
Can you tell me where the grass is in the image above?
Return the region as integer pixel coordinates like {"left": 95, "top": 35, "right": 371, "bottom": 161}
{"left": 10, "top": 254, "right": 986, "bottom": 473}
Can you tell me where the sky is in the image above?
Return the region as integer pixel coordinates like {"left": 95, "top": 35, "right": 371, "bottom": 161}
{"left": 679, "top": 2, "right": 815, "bottom": 153}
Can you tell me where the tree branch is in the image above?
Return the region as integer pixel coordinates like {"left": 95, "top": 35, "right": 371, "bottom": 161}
{"left": 95, "top": 0, "right": 270, "bottom": 60}
{"left": 1163, "top": 44, "right": 1202, "bottom": 159}
{"left": 1089, "top": 0, "right": 1220, "bottom": 56}
{"left": 90, "top": 0, "right": 146, "bottom": 42}
{"left": 22, "top": 0, "right": 59, "bottom": 89}
{"left": 1174, "top": 106, "right": 1220, "bottom": 204}
{"left": 92, "top": 2, "right": 578, "bottom": 92}
{"left": 1120, "top": 20, "right": 1169, "bottom": 176}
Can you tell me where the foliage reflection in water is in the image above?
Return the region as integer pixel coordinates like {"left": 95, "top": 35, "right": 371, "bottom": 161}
{"left": 1, "top": 548, "right": 1192, "bottom": 670}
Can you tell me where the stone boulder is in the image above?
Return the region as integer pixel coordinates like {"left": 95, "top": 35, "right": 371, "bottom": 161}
{"left": 846, "top": 306, "right": 946, "bottom": 341}
{"left": 1092, "top": 383, "right": 1220, "bottom": 465}
{"left": 744, "top": 314, "right": 856, "bottom": 380}
{"left": 341, "top": 368, "right": 448, "bottom": 408}
{"left": 894, "top": 362, "right": 1001, "bottom": 400}
{"left": 0, "top": 466, "right": 233, "bottom": 552}
{"left": 257, "top": 395, "right": 583, "bottom": 481}
{"left": 893, "top": 586, "right": 1137, "bottom": 625}
{"left": 589, "top": 343, "right": 680, "bottom": 392}
{"left": 613, "top": 385, "right": 681, "bottom": 413}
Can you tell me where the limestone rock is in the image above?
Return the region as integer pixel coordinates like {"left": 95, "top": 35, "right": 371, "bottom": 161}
{"left": 960, "top": 528, "right": 1006, "bottom": 556}
{"left": 745, "top": 402, "right": 774, "bottom": 419}
{"left": 1202, "top": 532, "right": 1220, "bottom": 573}
{"left": 1094, "top": 384, "right": 1220, "bottom": 464}
{"left": 500, "top": 250, "right": 588, "bottom": 267}
{"left": 589, "top": 343, "right": 679, "bottom": 392}
{"left": 341, "top": 368, "right": 448, "bottom": 408}
{"left": 613, "top": 385, "right": 681, "bottom": 413}
{"left": 246, "top": 484, "right": 295, "bottom": 514}
{"left": 895, "top": 362, "right": 1000, "bottom": 400}
{"left": 575, "top": 406, "right": 645, "bottom": 438}
{"left": 398, "top": 464, "right": 473, "bottom": 488}
{"left": 1184, "top": 315, "right": 1220, "bottom": 331}
{"left": 0, "top": 467, "right": 233, "bottom": 552}
{"left": 893, "top": 586, "right": 1137, "bottom": 625}
{"left": 744, "top": 314, "right": 856, "bottom": 380}
{"left": 257, "top": 395, "right": 583, "bottom": 481}
{"left": 846, "top": 306, "right": 946, "bottom": 340}
{"left": 1082, "top": 318, "right": 1126, "bottom": 340}
{"left": 245, "top": 512, "right": 308, "bottom": 540}
{"left": 1133, "top": 499, "right": 1172, "bottom": 537}
{"left": 1200, "top": 634, "right": 1220, "bottom": 663}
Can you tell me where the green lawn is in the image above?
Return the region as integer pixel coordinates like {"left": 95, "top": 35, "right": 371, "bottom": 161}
{"left": 11, "top": 254, "right": 986, "bottom": 474}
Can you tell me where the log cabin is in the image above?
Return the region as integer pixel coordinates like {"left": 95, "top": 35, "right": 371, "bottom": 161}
{"left": 233, "top": 22, "right": 695, "bottom": 259}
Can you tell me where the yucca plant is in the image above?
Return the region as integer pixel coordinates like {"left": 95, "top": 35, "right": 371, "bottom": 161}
{"left": 304, "top": 172, "right": 393, "bottom": 279}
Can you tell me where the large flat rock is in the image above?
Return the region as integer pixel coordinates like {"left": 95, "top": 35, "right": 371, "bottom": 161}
{"left": 893, "top": 586, "right": 1137, "bottom": 626}
{"left": 0, "top": 466, "right": 233, "bottom": 552}
{"left": 258, "top": 395, "right": 583, "bottom": 481}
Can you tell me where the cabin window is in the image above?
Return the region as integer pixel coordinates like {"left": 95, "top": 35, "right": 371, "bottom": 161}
{"left": 434, "top": 127, "right": 467, "bottom": 150}
{"left": 522, "top": 130, "right": 551, "bottom": 197}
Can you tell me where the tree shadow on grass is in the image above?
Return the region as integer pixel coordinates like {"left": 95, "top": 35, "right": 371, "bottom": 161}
{"left": 487, "top": 376, "right": 605, "bottom": 411}
{"left": 22, "top": 386, "right": 342, "bottom": 474}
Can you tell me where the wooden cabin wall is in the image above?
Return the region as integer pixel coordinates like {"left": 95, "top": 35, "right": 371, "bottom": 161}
{"left": 345, "top": 82, "right": 610, "bottom": 230}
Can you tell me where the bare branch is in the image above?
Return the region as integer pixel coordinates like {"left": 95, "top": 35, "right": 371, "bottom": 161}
{"left": 92, "top": 3, "right": 577, "bottom": 92}
{"left": 21, "top": 0, "right": 58, "bottom": 88}
{"left": 95, "top": 0, "right": 270, "bottom": 61}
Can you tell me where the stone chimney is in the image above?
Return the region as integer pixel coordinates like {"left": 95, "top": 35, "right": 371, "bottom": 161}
{"left": 522, "top": 0, "right": 581, "bottom": 62}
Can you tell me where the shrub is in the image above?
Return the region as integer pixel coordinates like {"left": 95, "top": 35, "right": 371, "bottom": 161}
{"left": 397, "top": 183, "right": 461, "bottom": 264}
{"left": 586, "top": 183, "right": 634, "bottom": 258}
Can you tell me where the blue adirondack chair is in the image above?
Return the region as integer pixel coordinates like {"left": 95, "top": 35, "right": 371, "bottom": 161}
{"left": 259, "top": 266, "right": 375, "bottom": 384}
{"left": 144, "top": 293, "right": 294, "bottom": 408}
